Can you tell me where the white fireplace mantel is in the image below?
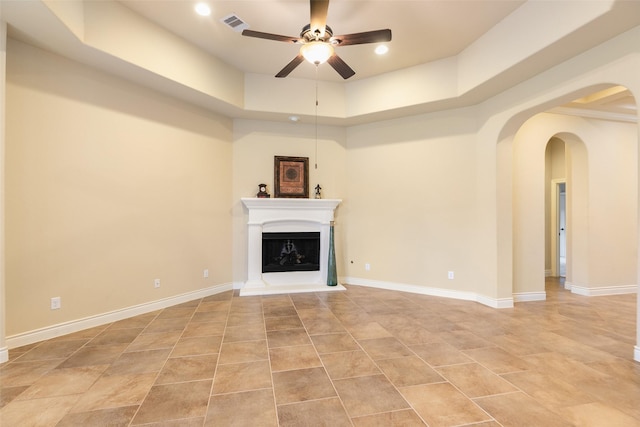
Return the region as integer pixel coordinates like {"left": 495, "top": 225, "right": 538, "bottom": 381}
{"left": 240, "top": 198, "right": 345, "bottom": 296}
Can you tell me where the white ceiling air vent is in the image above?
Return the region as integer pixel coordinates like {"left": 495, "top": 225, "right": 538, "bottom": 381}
{"left": 220, "top": 14, "right": 249, "bottom": 32}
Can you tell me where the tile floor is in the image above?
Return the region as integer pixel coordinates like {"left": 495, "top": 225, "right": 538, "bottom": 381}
{"left": 1, "top": 277, "right": 639, "bottom": 426}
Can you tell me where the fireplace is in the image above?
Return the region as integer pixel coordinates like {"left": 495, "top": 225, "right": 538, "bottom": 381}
{"left": 241, "top": 198, "right": 345, "bottom": 296}
{"left": 262, "top": 232, "right": 320, "bottom": 273}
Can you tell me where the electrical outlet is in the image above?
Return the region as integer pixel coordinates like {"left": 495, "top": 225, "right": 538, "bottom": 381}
{"left": 154, "top": 279, "right": 161, "bottom": 288}
{"left": 50, "top": 297, "right": 61, "bottom": 310}
{"left": 448, "top": 271, "right": 455, "bottom": 279}
{"left": 365, "top": 263, "right": 371, "bottom": 271}
{"left": 203, "top": 269, "right": 209, "bottom": 278}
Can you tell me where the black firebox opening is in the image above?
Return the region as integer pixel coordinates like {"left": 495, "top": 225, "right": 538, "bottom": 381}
{"left": 262, "top": 232, "right": 320, "bottom": 273}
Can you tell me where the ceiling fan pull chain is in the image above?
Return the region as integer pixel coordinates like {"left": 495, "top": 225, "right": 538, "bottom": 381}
{"left": 315, "top": 65, "right": 319, "bottom": 170}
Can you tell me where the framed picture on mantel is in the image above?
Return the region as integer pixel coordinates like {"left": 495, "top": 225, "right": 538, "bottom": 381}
{"left": 274, "top": 156, "right": 309, "bottom": 198}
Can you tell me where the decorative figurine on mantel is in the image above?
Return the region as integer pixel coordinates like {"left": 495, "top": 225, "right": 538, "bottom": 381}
{"left": 314, "top": 184, "right": 322, "bottom": 199}
{"left": 257, "top": 183, "right": 270, "bottom": 198}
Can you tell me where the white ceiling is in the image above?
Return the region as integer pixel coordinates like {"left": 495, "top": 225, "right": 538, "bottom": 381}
{"left": 118, "top": 0, "right": 526, "bottom": 82}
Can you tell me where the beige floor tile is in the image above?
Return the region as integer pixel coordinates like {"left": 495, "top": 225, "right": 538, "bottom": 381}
{"left": 562, "top": 402, "right": 640, "bottom": 427}
{"left": 105, "top": 348, "right": 171, "bottom": 376}
{"left": 0, "top": 359, "right": 63, "bottom": 387}
{"left": 439, "top": 330, "right": 493, "bottom": 350}
{"left": 87, "top": 328, "right": 144, "bottom": 346}
{"left": 272, "top": 367, "right": 336, "bottom": 405}
{"left": 131, "top": 380, "right": 212, "bottom": 424}
{"left": 320, "top": 350, "right": 380, "bottom": 379}
{"left": 385, "top": 325, "right": 439, "bottom": 345}
{"left": 197, "top": 300, "right": 231, "bottom": 312}
{"left": 71, "top": 372, "right": 156, "bottom": 412}
{"left": 265, "top": 315, "right": 304, "bottom": 331}
{"left": 191, "top": 310, "right": 228, "bottom": 323}
{"left": 310, "top": 333, "right": 359, "bottom": 353}
{"left": 462, "top": 346, "right": 530, "bottom": 374}
{"left": 0, "top": 395, "right": 79, "bottom": 427}
{"left": 300, "top": 315, "right": 346, "bottom": 335}
{"left": 143, "top": 317, "right": 189, "bottom": 334}
{"left": 218, "top": 340, "right": 268, "bottom": 364}
{"left": 267, "top": 328, "right": 312, "bottom": 348}
{"left": 500, "top": 370, "right": 594, "bottom": 408}
{"left": 212, "top": 360, "right": 272, "bottom": 394}
{"left": 475, "top": 391, "right": 573, "bottom": 427}
{"left": 376, "top": 355, "right": 444, "bottom": 387}
{"left": 223, "top": 323, "right": 266, "bottom": 342}
{"left": 400, "top": 382, "right": 491, "bottom": 427}
{"left": 170, "top": 335, "right": 222, "bottom": 357}
{"left": 436, "top": 362, "right": 517, "bottom": 398}
{"left": 155, "top": 354, "right": 218, "bottom": 384}
{"left": 126, "top": 331, "right": 182, "bottom": 352}
{"left": 357, "top": 337, "right": 412, "bottom": 360}
{"left": 180, "top": 320, "right": 226, "bottom": 338}
{"left": 206, "top": 389, "right": 277, "bottom": 427}
{"left": 16, "top": 339, "right": 89, "bottom": 362}
{"left": 352, "top": 409, "right": 427, "bottom": 426}
{"left": 409, "top": 341, "right": 473, "bottom": 366}
{"left": 346, "top": 321, "right": 393, "bottom": 340}
{"left": 278, "top": 397, "right": 351, "bottom": 427}
{"left": 56, "top": 405, "right": 138, "bottom": 427}
{"left": 269, "top": 345, "right": 323, "bottom": 372}
{"left": 226, "top": 312, "right": 264, "bottom": 327}
{"left": 333, "top": 374, "right": 410, "bottom": 418}
{"left": 263, "top": 305, "right": 298, "bottom": 317}
{"left": 0, "top": 385, "right": 29, "bottom": 409}
{"left": 57, "top": 343, "right": 128, "bottom": 368}
{"left": 17, "top": 365, "right": 108, "bottom": 399}
{"left": 290, "top": 295, "right": 326, "bottom": 310}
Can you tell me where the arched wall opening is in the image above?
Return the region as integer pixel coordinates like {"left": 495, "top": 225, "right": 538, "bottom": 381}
{"left": 492, "top": 81, "right": 638, "bottom": 364}
{"left": 510, "top": 110, "right": 637, "bottom": 298}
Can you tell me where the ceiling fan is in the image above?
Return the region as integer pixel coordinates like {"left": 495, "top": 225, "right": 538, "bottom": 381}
{"left": 241, "top": 0, "right": 392, "bottom": 79}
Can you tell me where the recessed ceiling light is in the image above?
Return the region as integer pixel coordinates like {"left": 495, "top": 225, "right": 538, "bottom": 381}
{"left": 195, "top": 3, "right": 211, "bottom": 16}
{"left": 289, "top": 116, "right": 300, "bottom": 123}
{"left": 375, "top": 45, "right": 389, "bottom": 55}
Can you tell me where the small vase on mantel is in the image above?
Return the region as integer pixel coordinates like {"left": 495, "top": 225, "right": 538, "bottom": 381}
{"left": 327, "top": 221, "right": 338, "bottom": 286}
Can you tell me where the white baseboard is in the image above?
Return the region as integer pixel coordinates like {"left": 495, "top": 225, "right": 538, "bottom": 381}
{"left": 6, "top": 283, "right": 233, "bottom": 350}
{"left": 635, "top": 345, "right": 640, "bottom": 363}
{"left": 569, "top": 283, "right": 638, "bottom": 296}
{"left": 0, "top": 346, "right": 8, "bottom": 363}
{"left": 341, "top": 277, "right": 514, "bottom": 309}
{"left": 513, "top": 292, "right": 547, "bottom": 302}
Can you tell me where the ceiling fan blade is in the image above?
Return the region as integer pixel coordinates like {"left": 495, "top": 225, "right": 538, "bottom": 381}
{"left": 242, "top": 29, "right": 300, "bottom": 43}
{"left": 327, "top": 54, "right": 355, "bottom": 79}
{"left": 276, "top": 54, "right": 305, "bottom": 78}
{"left": 331, "top": 29, "right": 392, "bottom": 46}
{"left": 310, "top": 0, "right": 330, "bottom": 37}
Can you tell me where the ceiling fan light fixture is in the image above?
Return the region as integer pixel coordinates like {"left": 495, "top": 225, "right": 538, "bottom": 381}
{"left": 300, "top": 42, "right": 334, "bottom": 65}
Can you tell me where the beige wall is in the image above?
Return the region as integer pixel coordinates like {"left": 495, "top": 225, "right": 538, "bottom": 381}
{"left": 343, "top": 109, "right": 481, "bottom": 292}
{"left": 544, "top": 137, "right": 566, "bottom": 272}
{"left": 5, "top": 40, "right": 233, "bottom": 336}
